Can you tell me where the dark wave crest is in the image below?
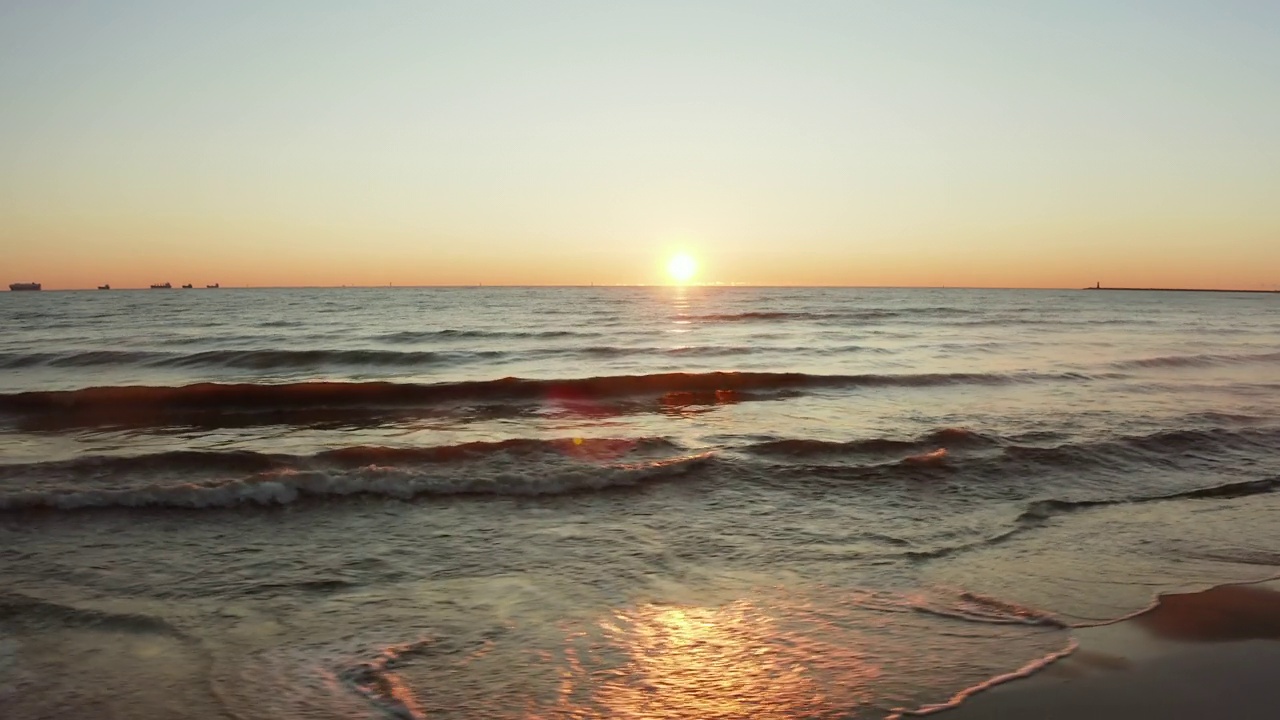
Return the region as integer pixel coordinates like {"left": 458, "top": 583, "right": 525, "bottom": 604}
{"left": 0, "top": 350, "right": 165, "bottom": 369}
{"left": 902, "top": 473, "right": 1280, "bottom": 563}
{"left": 0, "top": 437, "right": 678, "bottom": 482}
{"left": 375, "top": 328, "right": 585, "bottom": 343}
{"left": 159, "top": 349, "right": 510, "bottom": 369}
{"left": 756, "top": 427, "right": 1280, "bottom": 504}
{"left": 0, "top": 344, "right": 890, "bottom": 372}
{"left": 0, "top": 348, "right": 509, "bottom": 371}
{"left": 0, "top": 371, "right": 1074, "bottom": 428}
{"left": 678, "top": 306, "right": 991, "bottom": 323}
{"left": 999, "top": 426, "right": 1280, "bottom": 469}
{"left": 1112, "top": 351, "right": 1280, "bottom": 369}
{"left": 747, "top": 428, "right": 993, "bottom": 457}
{"left": 680, "top": 311, "right": 845, "bottom": 322}
{"left": 0, "top": 591, "right": 190, "bottom": 637}
{"left": 1018, "top": 476, "right": 1280, "bottom": 523}
{"left": 4, "top": 423, "right": 1276, "bottom": 517}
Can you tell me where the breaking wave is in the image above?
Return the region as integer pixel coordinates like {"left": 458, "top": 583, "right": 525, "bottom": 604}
{"left": 0, "top": 437, "right": 679, "bottom": 480}
{"left": 747, "top": 424, "right": 1280, "bottom": 474}
{"left": 0, "top": 449, "right": 714, "bottom": 511}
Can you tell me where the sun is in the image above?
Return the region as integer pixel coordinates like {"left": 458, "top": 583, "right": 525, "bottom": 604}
{"left": 667, "top": 252, "right": 698, "bottom": 284}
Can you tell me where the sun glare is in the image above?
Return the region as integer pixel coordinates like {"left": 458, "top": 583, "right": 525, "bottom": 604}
{"left": 667, "top": 253, "right": 698, "bottom": 284}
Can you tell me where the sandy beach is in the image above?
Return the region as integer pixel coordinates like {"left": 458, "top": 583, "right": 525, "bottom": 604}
{"left": 938, "top": 579, "right": 1280, "bottom": 719}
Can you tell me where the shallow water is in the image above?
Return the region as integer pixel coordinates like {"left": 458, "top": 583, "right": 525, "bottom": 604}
{"left": 1, "top": 287, "right": 1278, "bottom": 718}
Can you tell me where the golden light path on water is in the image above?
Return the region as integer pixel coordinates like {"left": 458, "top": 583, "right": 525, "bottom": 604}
{"left": 550, "top": 600, "right": 880, "bottom": 719}
{"left": 340, "top": 574, "right": 1077, "bottom": 720}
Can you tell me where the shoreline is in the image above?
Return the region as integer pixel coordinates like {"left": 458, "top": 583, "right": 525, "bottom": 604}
{"left": 918, "top": 576, "right": 1280, "bottom": 719}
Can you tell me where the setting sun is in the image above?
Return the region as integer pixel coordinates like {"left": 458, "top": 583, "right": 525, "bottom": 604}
{"left": 667, "top": 253, "right": 698, "bottom": 284}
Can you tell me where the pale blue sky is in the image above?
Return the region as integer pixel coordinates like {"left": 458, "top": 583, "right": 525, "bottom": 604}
{"left": 2, "top": 1, "right": 1277, "bottom": 287}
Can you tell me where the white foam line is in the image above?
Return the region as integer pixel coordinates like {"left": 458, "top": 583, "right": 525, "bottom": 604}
{"left": 887, "top": 637, "right": 1079, "bottom": 719}
{"left": 0, "top": 452, "right": 716, "bottom": 510}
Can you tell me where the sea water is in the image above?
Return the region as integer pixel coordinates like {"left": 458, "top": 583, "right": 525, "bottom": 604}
{"left": 2, "top": 286, "right": 1278, "bottom": 718}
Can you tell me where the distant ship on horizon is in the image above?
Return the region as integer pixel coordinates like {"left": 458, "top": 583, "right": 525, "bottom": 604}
{"left": 98, "top": 284, "right": 110, "bottom": 290}
{"left": 150, "top": 282, "right": 172, "bottom": 289}
{"left": 207, "top": 283, "right": 220, "bottom": 288}
{"left": 1084, "top": 281, "right": 1279, "bottom": 294}
{"left": 8, "top": 282, "right": 41, "bottom": 291}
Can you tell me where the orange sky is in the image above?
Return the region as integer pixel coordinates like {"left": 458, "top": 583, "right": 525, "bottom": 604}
{"left": 3, "top": 3, "right": 1278, "bottom": 290}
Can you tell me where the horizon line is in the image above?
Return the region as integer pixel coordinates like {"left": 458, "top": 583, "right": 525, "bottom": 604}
{"left": 10, "top": 283, "right": 1280, "bottom": 292}
{"left": 14, "top": 283, "right": 1076, "bottom": 291}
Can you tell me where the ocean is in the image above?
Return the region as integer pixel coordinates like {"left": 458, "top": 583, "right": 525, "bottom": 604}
{"left": 2, "top": 286, "right": 1278, "bottom": 719}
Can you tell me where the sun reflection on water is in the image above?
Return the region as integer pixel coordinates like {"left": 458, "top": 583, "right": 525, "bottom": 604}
{"left": 332, "top": 584, "right": 1071, "bottom": 720}
{"left": 546, "top": 600, "right": 880, "bottom": 719}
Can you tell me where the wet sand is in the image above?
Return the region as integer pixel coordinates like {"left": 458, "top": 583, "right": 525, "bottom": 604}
{"left": 937, "top": 579, "right": 1280, "bottom": 719}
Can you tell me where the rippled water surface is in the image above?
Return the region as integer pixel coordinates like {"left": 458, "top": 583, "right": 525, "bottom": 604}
{"left": 2, "top": 287, "right": 1279, "bottom": 718}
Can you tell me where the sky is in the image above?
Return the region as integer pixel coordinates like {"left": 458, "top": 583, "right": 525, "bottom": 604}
{"left": 2, "top": 1, "right": 1278, "bottom": 289}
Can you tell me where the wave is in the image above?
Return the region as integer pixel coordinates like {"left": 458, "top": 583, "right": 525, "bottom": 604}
{"left": 1112, "top": 351, "right": 1280, "bottom": 369}
{"left": 677, "top": 309, "right": 917, "bottom": 323}
{"left": 4, "top": 426, "right": 1276, "bottom": 518}
{"left": 678, "top": 311, "right": 846, "bottom": 322}
{"left": 26, "top": 423, "right": 1265, "bottom": 489}
{"left": 845, "top": 585, "right": 1067, "bottom": 627}
{"left": 743, "top": 427, "right": 1280, "bottom": 552}
{"left": 578, "top": 344, "right": 757, "bottom": 358}
{"left": 154, "top": 349, "right": 509, "bottom": 369}
{"left": 0, "top": 449, "right": 293, "bottom": 478}
{"left": 0, "top": 371, "right": 1074, "bottom": 428}
{"left": 0, "top": 350, "right": 164, "bottom": 369}
{"left": 792, "top": 423, "right": 1280, "bottom": 472}
{"left": 747, "top": 428, "right": 993, "bottom": 458}
{"left": 1018, "top": 476, "right": 1280, "bottom": 523}
{"left": 909, "top": 590, "right": 1067, "bottom": 628}
{"left": 0, "top": 441, "right": 712, "bottom": 511}
{"left": 902, "top": 447, "right": 950, "bottom": 465}
{"left": 895, "top": 473, "right": 1280, "bottom": 566}
{"left": 0, "top": 437, "right": 679, "bottom": 481}
{"left": 0, "top": 344, "right": 874, "bottom": 372}
{"left": 901, "top": 474, "right": 1280, "bottom": 561}
{"left": 375, "top": 329, "right": 585, "bottom": 343}
{"left": 0, "top": 349, "right": 509, "bottom": 371}
{"left": 0, "top": 591, "right": 189, "bottom": 638}
{"left": 750, "top": 423, "right": 1279, "bottom": 467}
{"left": 1000, "top": 426, "right": 1280, "bottom": 469}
